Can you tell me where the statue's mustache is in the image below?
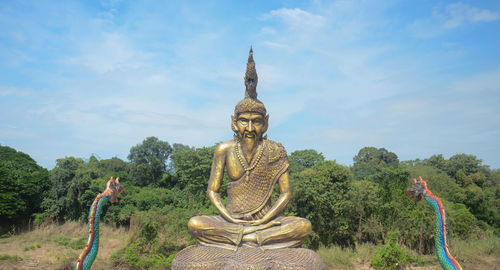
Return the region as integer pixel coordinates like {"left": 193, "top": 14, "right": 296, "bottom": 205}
{"left": 243, "top": 131, "right": 257, "bottom": 137}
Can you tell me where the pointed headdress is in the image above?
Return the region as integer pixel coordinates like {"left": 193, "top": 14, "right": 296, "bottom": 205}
{"left": 234, "top": 47, "right": 267, "bottom": 116}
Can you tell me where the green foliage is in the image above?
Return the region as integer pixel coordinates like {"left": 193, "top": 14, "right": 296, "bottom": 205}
{"left": 352, "top": 147, "right": 399, "bottom": 180}
{"left": 350, "top": 180, "right": 381, "bottom": 243}
{"left": 0, "top": 145, "right": 49, "bottom": 224}
{"left": 288, "top": 149, "right": 325, "bottom": 174}
{"left": 447, "top": 154, "right": 484, "bottom": 179}
{"left": 370, "top": 231, "right": 423, "bottom": 270}
{"left": 448, "top": 203, "right": 478, "bottom": 239}
{"left": 41, "top": 157, "right": 85, "bottom": 219}
{"left": 490, "top": 169, "right": 500, "bottom": 186}
{"left": 423, "top": 153, "right": 487, "bottom": 184}
{"left": 170, "top": 145, "right": 215, "bottom": 202}
{"left": 405, "top": 162, "right": 499, "bottom": 230}
{"left": 54, "top": 235, "right": 86, "bottom": 249}
{"left": 112, "top": 207, "right": 199, "bottom": 269}
{"left": 0, "top": 254, "right": 21, "bottom": 261}
{"left": 290, "top": 160, "right": 354, "bottom": 248}
{"left": 371, "top": 168, "right": 411, "bottom": 224}
{"left": 2, "top": 141, "right": 499, "bottom": 269}
{"left": 128, "top": 137, "right": 173, "bottom": 186}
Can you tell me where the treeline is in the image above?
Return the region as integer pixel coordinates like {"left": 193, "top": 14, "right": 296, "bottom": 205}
{"left": 1, "top": 138, "right": 499, "bottom": 264}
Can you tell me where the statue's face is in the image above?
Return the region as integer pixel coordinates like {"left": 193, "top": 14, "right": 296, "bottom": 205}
{"left": 232, "top": 112, "right": 268, "bottom": 142}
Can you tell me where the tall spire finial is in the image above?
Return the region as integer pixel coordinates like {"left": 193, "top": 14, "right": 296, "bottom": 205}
{"left": 234, "top": 47, "right": 266, "bottom": 116}
{"left": 244, "top": 46, "right": 258, "bottom": 99}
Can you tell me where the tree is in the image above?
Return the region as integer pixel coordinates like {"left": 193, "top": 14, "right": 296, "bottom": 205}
{"left": 290, "top": 160, "right": 354, "bottom": 248}
{"left": 128, "top": 137, "right": 172, "bottom": 186}
{"left": 424, "top": 154, "right": 446, "bottom": 171}
{"left": 0, "top": 146, "right": 49, "bottom": 225}
{"left": 172, "top": 143, "right": 192, "bottom": 153}
{"left": 352, "top": 147, "right": 399, "bottom": 180}
{"left": 288, "top": 149, "right": 325, "bottom": 174}
{"left": 41, "top": 157, "right": 84, "bottom": 219}
{"left": 370, "top": 168, "right": 413, "bottom": 233}
{"left": 350, "top": 179, "right": 380, "bottom": 243}
{"left": 170, "top": 146, "right": 215, "bottom": 202}
{"left": 100, "top": 157, "right": 129, "bottom": 176}
{"left": 446, "top": 153, "right": 483, "bottom": 179}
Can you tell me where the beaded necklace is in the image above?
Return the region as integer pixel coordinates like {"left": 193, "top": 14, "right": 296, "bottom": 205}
{"left": 235, "top": 139, "right": 265, "bottom": 182}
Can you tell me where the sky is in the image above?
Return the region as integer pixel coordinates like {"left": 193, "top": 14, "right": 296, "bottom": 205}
{"left": 1, "top": 0, "right": 499, "bottom": 169}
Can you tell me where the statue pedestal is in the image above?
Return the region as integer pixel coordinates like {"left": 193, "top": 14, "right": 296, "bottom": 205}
{"left": 172, "top": 245, "right": 325, "bottom": 270}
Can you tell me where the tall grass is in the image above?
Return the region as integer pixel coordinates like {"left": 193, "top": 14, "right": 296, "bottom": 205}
{"left": 449, "top": 234, "right": 500, "bottom": 262}
{"left": 317, "top": 235, "right": 500, "bottom": 270}
{"left": 317, "top": 243, "right": 378, "bottom": 269}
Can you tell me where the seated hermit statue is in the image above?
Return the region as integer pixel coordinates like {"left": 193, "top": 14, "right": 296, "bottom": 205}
{"left": 188, "top": 48, "right": 311, "bottom": 251}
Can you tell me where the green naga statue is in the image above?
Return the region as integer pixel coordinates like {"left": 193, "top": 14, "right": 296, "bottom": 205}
{"left": 74, "top": 177, "right": 124, "bottom": 270}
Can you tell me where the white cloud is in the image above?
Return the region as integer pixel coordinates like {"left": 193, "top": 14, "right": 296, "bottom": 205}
{"left": 266, "top": 8, "right": 326, "bottom": 30}
{"left": 66, "top": 32, "right": 153, "bottom": 74}
{"left": 442, "top": 2, "right": 500, "bottom": 29}
{"left": 0, "top": 86, "right": 35, "bottom": 97}
{"left": 410, "top": 2, "right": 500, "bottom": 36}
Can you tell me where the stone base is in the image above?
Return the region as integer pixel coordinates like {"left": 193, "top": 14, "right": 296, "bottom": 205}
{"left": 171, "top": 245, "right": 325, "bottom": 270}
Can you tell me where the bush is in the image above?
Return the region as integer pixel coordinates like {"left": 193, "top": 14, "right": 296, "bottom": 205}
{"left": 448, "top": 203, "right": 478, "bottom": 239}
{"left": 112, "top": 207, "right": 200, "bottom": 269}
{"left": 0, "top": 254, "right": 21, "bottom": 261}
{"left": 370, "top": 231, "right": 423, "bottom": 269}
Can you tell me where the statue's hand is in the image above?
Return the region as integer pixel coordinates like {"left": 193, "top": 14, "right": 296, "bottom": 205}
{"left": 225, "top": 216, "right": 253, "bottom": 225}
{"left": 250, "top": 219, "right": 280, "bottom": 227}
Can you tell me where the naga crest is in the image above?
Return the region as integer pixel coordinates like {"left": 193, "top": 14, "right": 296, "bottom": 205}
{"left": 407, "top": 176, "right": 427, "bottom": 204}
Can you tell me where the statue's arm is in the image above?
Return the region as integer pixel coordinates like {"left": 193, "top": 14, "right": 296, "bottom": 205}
{"left": 251, "top": 171, "right": 292, "bottom": 226}
{"left": 207, "top": 144, "right": 248, "bottom": 224}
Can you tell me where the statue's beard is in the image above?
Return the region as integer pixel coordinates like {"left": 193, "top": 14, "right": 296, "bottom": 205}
{"left": 238, "top": 132, "right": 261, "bottom": 152}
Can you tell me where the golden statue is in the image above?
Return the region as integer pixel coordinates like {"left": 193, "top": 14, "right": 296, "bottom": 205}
{"left": 187, "top": 48, "right": 311, "bottom": 251}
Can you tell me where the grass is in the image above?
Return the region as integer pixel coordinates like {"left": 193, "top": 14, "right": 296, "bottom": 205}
{"left": 449, "top": 233, "right": 500, "bottom": 266}
{"left": 317, "top": 235, "right": 500, "bottom": 270}
{"left": 0, "top": 254, "right": 21, "bottom": 261}
{"left": 54, "top": 235, "right": 86, "bottom": 250}
{"left": 0, "top": 221, "right": 128, "bottom": 269}
{"left": 318, "top": 245, "right": 355, "bottom": 269}
{"left": 317, "top": 243, "right": 379, "bottom": 269}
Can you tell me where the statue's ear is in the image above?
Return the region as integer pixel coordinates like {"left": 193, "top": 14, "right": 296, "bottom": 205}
{"left": 261, "top": 114, "right": 269, "bottom": 134}
{"left": 231, "top": 115, "right": 238, "bottom": 133}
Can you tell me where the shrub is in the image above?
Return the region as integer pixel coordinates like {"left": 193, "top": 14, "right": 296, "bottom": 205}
{"left": 112, "top": 207, "right": 199, "bottom": 269}
{"left": 370, "top": 231, "right": 423, "bottom": 269}
{"left": 0, "top": 254, "right": 21, "bottom": 261}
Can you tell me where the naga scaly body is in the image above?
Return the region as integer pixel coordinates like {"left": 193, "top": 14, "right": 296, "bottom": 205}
{"left": 407, "top": 176, "right": 462, "bottom": 270}
{"left": 75, "top": 177, "right": 124, "bottom": 270}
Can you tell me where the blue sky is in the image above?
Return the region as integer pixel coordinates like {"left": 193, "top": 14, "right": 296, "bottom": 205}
{"left": 1, "top": 0, "right": 499, "bottom": 169}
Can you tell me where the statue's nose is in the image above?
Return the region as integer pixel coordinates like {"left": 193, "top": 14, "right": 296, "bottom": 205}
{"left": 247, "top": 121, "right": 254, "bottom": 131}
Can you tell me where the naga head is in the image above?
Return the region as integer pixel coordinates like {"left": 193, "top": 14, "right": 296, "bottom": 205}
{"left": 407, "top": 176, "right": 428, "bottom": 204}
{"left": 104, "top": 176, "right": 124, "bottom": 203}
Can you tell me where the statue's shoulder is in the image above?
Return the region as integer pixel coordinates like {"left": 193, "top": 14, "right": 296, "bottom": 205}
{"left": 214, "top": 140, "right": 236, "bottom": 155}
{"left": 265, "top": 139, "right": 288, "bottom": 163}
